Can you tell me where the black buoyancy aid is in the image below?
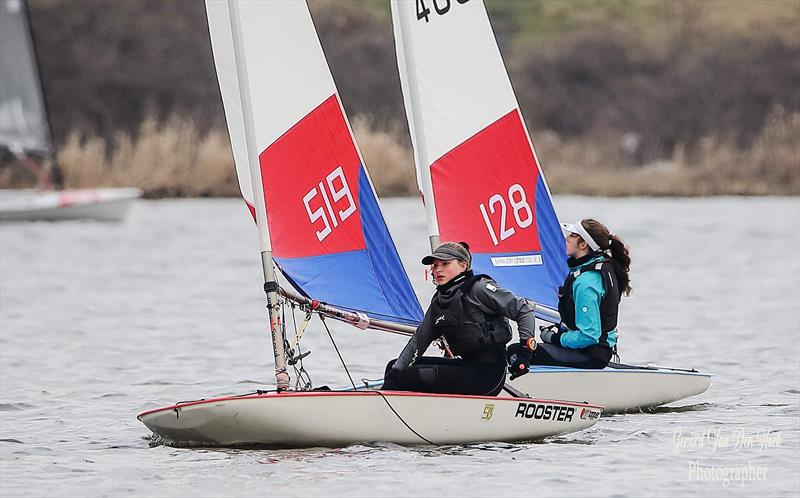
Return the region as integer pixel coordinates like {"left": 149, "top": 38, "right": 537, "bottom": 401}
{"left": 428, "top": 273, "right": 512, "bottom": 358}
{"left": 557, "top": 257, "right": 621, "bottom": 347}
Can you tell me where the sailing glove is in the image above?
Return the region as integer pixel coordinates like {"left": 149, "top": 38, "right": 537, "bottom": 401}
{"left": 508, "top": 345, "right": 532, "bottom": 380}
{"left": 540, "top": 328, "right": 560, "bottom": 345}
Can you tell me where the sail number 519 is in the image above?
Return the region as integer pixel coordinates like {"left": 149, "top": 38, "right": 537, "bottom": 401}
{"left": 479, "top": 184, "right": 533, "bottom": 246}
{"left": 303, "top": 166, "right": 356, "bottom": 242}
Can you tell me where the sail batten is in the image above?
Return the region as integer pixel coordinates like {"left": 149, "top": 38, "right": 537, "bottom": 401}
{"left": 392, "top": 0, "right": 568, "bottom": 308}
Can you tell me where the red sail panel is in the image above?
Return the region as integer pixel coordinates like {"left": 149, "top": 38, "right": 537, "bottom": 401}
{"left": 431, "top": 110, "right": 541, "bottom": 253}
{"left": 259, "top": 95, "right": 366, "bottom": 259}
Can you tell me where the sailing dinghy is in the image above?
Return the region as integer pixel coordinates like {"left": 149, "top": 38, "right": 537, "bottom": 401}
{"left": 0, "top": 188, "right": 141, "bottom": 222}
{"left": 391, "top": 0, "right": 710, "bottom": 413}
{"left": 0, "top": 0, "right": 140, "bottom": 222}
{"left": 137, "top": 0, "right": 601, "bottom": 447}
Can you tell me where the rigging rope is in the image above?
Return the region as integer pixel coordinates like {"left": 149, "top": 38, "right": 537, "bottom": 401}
{"left": 374, "top": 391, "right": 436, "bottom": 445}
{"left": 284, "top": 300, "right": 312, "bottom": 390}
{"left": 283, "top": 294, "right": 435, "bottom": 445}
{"left": 320, "top": 315, "right": 358, "bottom": 392}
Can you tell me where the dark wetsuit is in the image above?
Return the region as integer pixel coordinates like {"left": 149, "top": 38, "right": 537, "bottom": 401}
{"left": 383, "top": 271, "right": 535, "bottom": 396}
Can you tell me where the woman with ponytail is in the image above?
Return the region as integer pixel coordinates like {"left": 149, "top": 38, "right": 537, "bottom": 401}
{"left": 507, "top": 219, "right": 631, "bottom": 375}
{"left": 383, "top": 241, "right": 536, "bottom": 395}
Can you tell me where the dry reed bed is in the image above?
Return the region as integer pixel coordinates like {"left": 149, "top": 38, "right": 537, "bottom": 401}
{"left": 2, "top": 111, "right": 797, "bottom": 197}
{"left": 539, "top": 108, "right": 800, "bottom": 196}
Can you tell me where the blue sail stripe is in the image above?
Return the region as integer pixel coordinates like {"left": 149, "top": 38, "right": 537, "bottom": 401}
{"left": 535, "top": 175, "right": 569, "bottom": 304}
{"left": 470, "top": 176, "right": 567, "bottom": 309}
{"left": 275, "top": 165, "right": 422, "bottom": 324}
{"left": 357, "top": 167, "right": 423, "bottom": 322}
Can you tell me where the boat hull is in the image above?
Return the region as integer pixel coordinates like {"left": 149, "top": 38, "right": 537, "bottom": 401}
{"left": 510, "top": 364, "right": 712, "bottom": 414}
{"left": 138, "top": 391, "right": 602, "bottom": 447}
{"left": 0, "top": 188, "right": 140, "bottom": 222}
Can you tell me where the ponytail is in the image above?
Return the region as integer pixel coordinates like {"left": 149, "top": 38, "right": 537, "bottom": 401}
{"left": 607, "top": 234, "right": 631, "bottom": 296}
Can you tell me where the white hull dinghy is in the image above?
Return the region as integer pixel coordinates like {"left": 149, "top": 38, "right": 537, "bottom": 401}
{"left": 515, "top": 364, "right": 711, "bottom": 414}
{"left": 0, "top": 1, "right": 140, "bottom": 222}
{"left": 363, "top": 363, "right": 711, "bottom": 415}
{"left": 139, "top": 391, "right": 601, "bottom": 447}
{"left": 391, "top": 0, "right": 711, "bottom": 413}
{"left": 138, "top": 0, "right": 602, "bottom": 448}
{"left": 0, "top": 188, "right": 140, "bottom": 222}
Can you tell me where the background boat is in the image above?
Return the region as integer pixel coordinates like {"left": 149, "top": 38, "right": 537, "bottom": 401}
{"left": 0, "top": 0, "right": 139, "bottom": 222}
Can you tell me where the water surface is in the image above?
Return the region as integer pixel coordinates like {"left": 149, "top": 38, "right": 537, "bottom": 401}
{"left": 1, "top": 196, "right": 798, "bottom": 496}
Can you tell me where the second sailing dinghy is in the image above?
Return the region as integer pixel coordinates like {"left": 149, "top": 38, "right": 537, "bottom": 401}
{"left": 391, "top": 0, "right": 711, "bottom": 413}
{"left": 0, "top": 0, "right": 140, "bottom": 222}
{"left": 138, "top": 0, "right": 601, "bottom": 447}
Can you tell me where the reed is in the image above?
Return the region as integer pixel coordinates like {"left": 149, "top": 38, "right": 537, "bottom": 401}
{"left": 3, "top": 110, "right": 795, "bottom": 197}
{"left": 56, "top": 115, "right": 239, "bottom": 197}
{"left": 23, "top": 114, "right": 418, "bottom": 198}
{"left": 351, "top": 116, "right": 417, "bottom": 197}
{"left": 537, "top": 108, "right": 800, "bottom": 196}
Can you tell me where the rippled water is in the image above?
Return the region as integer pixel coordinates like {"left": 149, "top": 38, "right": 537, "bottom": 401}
{"left": 1, "top": 196, "right": 798, "bottom": 497}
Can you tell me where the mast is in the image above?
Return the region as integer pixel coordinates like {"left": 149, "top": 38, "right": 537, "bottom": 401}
{"left": 226, "top": 0, "right": 289, "bottom": 390}
{"left": 206, "top": 1, "right": 423, "bottom": 387}
{"left": 390, "top": 0, "right": 439, "bottom": 251}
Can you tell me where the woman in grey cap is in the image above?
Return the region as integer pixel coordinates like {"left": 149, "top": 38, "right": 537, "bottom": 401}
{"left": 382, "top": 242, "right": 535, "bottom": 395}
{"left": 507, "top": 219, "right": 631, "bottom": 375}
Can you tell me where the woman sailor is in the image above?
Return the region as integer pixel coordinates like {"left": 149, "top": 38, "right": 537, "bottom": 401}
{"left": 508, "top": 219, "right": 631, "bottom": 376}
{"left": 382, "top": 242, "right": 536, "bottom": 395}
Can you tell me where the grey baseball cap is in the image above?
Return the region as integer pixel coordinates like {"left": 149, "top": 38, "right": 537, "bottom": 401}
{"left": 421, "top": 244, "right": 471, "bottom": 265}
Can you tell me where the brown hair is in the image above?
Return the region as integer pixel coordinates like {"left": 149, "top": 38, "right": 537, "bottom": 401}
{"left": 581, "top": 219, "right": 632, "bottom": 296}
{"left": 437, "top": 241, "right": 472, "bottom": 270}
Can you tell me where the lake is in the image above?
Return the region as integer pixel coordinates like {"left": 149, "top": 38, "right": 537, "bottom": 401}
{"left": 1, "top": 196, "right": 798, "bottom": 496}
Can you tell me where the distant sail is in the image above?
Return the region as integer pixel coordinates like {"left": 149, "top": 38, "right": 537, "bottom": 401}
{"left": 391, "top": 0, "right": 567, "bottom": 308}
{"left": 0, "top": 0, "right": 51, "bottom": 154}
{"left": 206, "top": 0, "right": 422, "bottom": 324}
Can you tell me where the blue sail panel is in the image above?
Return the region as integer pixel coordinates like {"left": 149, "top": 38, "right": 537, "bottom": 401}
{"left": 273, "top": 165, "right": 422, "bottom": 325}
{"left": 431, "top": 110, "right": 567, "bottom": 308}
{"left": 356, "top": 167, "right": 423, "bottom": 322}
{"left": 534, "top": 176, "right": 569, "bottom": 306}
{"left": 260, "top": 95, "right": 422, "bottom": 324}
{"left": 456, "top": 179, "right": 567, "bottom": 309}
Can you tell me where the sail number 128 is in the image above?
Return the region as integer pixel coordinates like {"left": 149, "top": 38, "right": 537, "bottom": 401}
{"left": 416, "top": 0, "right": 470, "bottom": 23}
{"left": 479, "top": 184, "right": 533, "bottom": 246}
{"left": 303, "top": 165, "right": 356, "bottom": 242}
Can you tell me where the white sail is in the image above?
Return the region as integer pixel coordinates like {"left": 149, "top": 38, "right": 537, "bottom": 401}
{"left": 392, "top": 0, "right": 519, "bottom": 219}
{"left": 0, "top": 0, "right": 51, "bottom": 153}
{"left": 391, "top": 0, "right": 712, "bottom": 414}
{"left": 392, "top": 0, "right": 567, "bottom": 308}
{"left": 204, "top": 0, "right": 254, "bottom": 213}
{"left": 205, "top": 0, "right": 423, "bottom": 323}
{"left": 206, "top": 0, "right": 335, "bottom": 252}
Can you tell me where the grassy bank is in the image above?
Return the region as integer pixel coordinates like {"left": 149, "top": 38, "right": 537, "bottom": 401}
{"left": 1, "top": 109, "right": 796, "bottom": 197}
{"left": 538, "top": 108, "right": 800, "bottom": 196}
{"left": 25, "top": 0, "right": 799, "bottom": 174}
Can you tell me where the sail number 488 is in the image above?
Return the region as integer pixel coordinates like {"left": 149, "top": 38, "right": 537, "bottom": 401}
{"left": 303, "top": 166, "right": 356, "bottom": 242}
{"left": 416, "top": 0, "right": 470, "bottom": 23}
{"left": 479, "top": 184, "right": 533, "bottom": 246}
